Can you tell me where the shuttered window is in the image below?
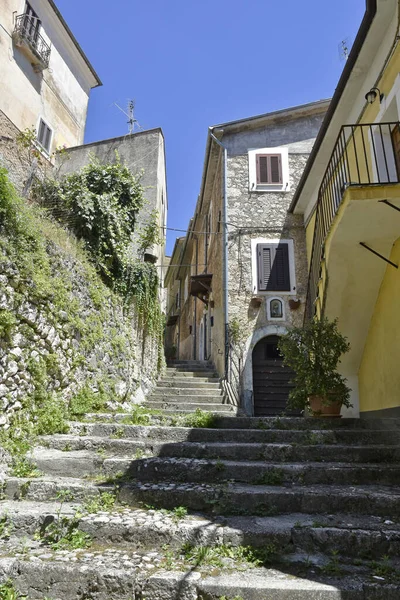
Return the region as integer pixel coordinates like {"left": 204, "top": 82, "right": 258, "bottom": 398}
{"left": 37, "top": 118, "right": 52, "bottom": 152}
{"left": 257, "top": 243, "right": 290, "bottom": 291}
{"left": 256, "top": 154, "right": 283, "bottom": 184}
{"left": 391, "top": 124, "right": 400, "bottom": 180}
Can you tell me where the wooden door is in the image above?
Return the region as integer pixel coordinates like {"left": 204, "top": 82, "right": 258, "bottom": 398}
{"left": 252, "top": 335, "right": 297, "bottom": 416}
{"left": 391, "top": 124, "right": 400, "bottom": 180}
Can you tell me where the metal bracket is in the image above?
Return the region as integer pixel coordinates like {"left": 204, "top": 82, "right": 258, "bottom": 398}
{"left": 359, "top": 242, "right": 398, "bottom": 269}
{"left": 379, "top": 199, "right": 400, "bottom": 213}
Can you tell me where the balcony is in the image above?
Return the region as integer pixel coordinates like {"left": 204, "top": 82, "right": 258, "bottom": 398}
{"left": 306, "top": 122, "right": 400, "bottom": 320}
{"left": 305, "top": 121, "right": 400, "bottom": 386}
{"left": 12, "top": 14, "right": 51, "bottom": 71}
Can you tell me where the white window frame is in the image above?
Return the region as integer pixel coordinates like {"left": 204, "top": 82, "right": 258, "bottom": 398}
{"left": 248, "top": 146, "right": 290, "bottom": 192}
{"left": 267, "top": 297, "right": 285, "bottom": 321}
{"left": 251, "top": 238, "right": 296, "bottom": 296}
{"left": 36, "top": 116, "right": 53, "bottom": 154}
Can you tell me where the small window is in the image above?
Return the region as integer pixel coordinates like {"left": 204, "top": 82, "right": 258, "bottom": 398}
{"left": 37, "top": 118, "right": 52, "bottom": 152}
{"left": 257, "top": 242, "right": 290, "bottom": 292}
{"left": 256, "top": 154, "right": 283, "bottom": 184}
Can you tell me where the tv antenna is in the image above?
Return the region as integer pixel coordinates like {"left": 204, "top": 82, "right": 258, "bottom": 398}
{"left": 339, "top": 38, "right": 351, "bottom": 62}
{"left": 113, "top": 99, "right": 142, "bottom": 134}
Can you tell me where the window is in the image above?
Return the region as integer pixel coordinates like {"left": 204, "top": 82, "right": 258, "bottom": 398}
{"left": 252, "top": 238, "right": 296, "bottom": 295}
{"left": 37, "top": 118, "right": 52, "bottom": 152}
{"left": 256, "top": 154, "right": 282, "bottom": 184}
{"left": 248, "top": 147, "right": 289, "bottom": 191}
{"left": 23, "top": 2, "right": 41, "bottom": 42}
{"left": 257, "top": 242, "right": 290, "bottom": 292}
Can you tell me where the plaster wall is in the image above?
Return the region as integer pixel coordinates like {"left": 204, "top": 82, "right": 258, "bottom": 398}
{"left": 0, "top": 0, "right": 95, "bottom": 152}
{"left": 358, "top": 237, "right": 400, "bottom": 414}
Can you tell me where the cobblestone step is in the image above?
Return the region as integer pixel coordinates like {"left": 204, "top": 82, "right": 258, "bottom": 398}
{"left": 1, "top": 553, "right": 397, "bottom": 600}
{"left": 2, "top": 500, "right": 400, "bottom": 563}
{"left": 63, "top": 422, "right": 400, "bottom": 445}
{"left": 157, "top": 379, "right": 221, "bottom": 388}
{"left": 117, "top": 480, "right": 400, "bottom": 518}
{"left": 145, "top": 401, "right": 235, "bottom": 412}
{"left": 39, "top": 435, "right": 400, "bottom": 463}
{"left": 149, "top": 387, "right": 223, "bottom": 397}
{"left": 30, "top": 446, "right": 400, "bottom": 484}
{"left": 104, "top": 457, "right": 400, "bottom": 487}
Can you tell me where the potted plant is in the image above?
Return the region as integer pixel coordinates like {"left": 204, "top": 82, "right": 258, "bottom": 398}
{"left": 278, "top": 318, "right": 351, "bottom": 417}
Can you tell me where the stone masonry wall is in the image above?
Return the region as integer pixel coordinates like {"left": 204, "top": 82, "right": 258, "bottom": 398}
{"left": 0, "top": 237, "right": 160, "bottom": 425}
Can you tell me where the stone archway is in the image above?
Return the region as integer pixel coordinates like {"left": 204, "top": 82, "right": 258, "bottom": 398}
{"left": 242, "top": 325, "right": 288, "bottom": 416}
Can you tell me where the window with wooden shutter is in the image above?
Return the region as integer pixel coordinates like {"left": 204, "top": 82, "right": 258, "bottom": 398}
{"left": 257, "top": 242, "right": 290, "bottom": 291}
{"left": 256, "top": 154, "right": 283, "bottom": 184}
{"left": 37, "top": 118, "right": 52, "bottom": 152}
{"left": 391, "top": 124, "right": 400, "bottom": 180}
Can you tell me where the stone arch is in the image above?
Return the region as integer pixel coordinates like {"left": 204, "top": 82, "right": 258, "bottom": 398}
{"left": 241, "top": 324, "right": 289, "bottom": 416}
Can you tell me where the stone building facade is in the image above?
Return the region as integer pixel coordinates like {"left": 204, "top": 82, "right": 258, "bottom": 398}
{"left": 165, "top": 100, "right": 329, "bottom": 416}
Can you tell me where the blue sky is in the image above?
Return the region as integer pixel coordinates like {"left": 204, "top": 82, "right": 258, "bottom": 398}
{"left": 56, "top": 0, "right": 365, "bottom": 255}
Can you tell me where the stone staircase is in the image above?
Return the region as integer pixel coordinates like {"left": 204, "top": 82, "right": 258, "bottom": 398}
{"left": 147, "top": 360, "right": 237, "bottom": 415}
{"left": 0, "top": 363, "right": 400, "bottom": 597}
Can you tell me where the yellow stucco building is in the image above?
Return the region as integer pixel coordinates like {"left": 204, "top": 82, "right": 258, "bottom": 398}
{"left": 291, "top": 0, "right": 400, "bottom": 417}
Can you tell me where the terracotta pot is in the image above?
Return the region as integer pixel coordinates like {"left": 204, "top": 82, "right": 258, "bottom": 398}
{"left": 289, "top": 299, "right": 301, "bottom": 310}
{"left": 308, "top": 395, "right": 342, "bottom": 418}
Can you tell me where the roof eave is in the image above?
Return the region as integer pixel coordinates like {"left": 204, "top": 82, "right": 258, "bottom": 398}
{"left": 289, "top": 0, "right": 377, "bottom": 213}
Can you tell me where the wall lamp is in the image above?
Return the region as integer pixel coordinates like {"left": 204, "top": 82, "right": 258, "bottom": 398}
{"left": 365, "top": 87, "right": 384, "bottom": 104}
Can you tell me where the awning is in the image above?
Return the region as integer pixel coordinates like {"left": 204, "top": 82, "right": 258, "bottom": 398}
{"left": 190, "top": 273, "right": 213, "bottom": 304}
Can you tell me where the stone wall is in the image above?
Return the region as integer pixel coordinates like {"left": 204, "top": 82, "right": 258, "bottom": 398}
{"left": 0, "top": 241, "right": 160, "bottom": 420}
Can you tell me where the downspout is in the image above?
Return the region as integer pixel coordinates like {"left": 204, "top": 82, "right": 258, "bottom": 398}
{"left": 210, "top": 132, "right": 229, "bottom": 377}
{"left": 192, "top": 235, "right": 199, "bottom": 360}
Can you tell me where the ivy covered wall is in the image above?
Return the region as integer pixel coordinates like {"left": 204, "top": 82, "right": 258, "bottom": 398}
{"left": 0, "top": 167, "right": 163, "bottom": 438}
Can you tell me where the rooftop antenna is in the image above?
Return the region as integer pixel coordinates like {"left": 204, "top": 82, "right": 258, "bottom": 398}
{"left": 339, "top": 38, "right": 350, "bottom": 62}
{"left": 113, "top": 99, "right": 142, "bottom": 134}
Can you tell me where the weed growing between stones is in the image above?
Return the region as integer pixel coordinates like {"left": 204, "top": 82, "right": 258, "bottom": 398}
{"left": 83, "top": 492, "right": 117, "bottom": 514}
{"left": 182, "top": 409, "right": 218, "bottom": 429}
{"left": 0, "top": 579, "right": 27, "bottom": 600}
{"left": 320, "top": 550, "right": 343, "bottom": 576}
{"left": 10, "top": 457, "right": 42, "bottom": 478}
{"left": 0, "top": 515, "right": 12, "bottom": 540}
{"left": 180, "top": 542, "right": 279, "bottom": 569}
{"left": 255, "top": 469, "right": 284, "bottom": 486}
{"left": 370, "top": 555, "right": 400, "bottom": 581}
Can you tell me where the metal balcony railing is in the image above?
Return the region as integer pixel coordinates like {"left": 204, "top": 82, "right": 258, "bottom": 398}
{"left": 13, "top": 14, "right": 51, "bottom": 70}
{"left": 305, "top": 122, "right": 400, "bottom": 320}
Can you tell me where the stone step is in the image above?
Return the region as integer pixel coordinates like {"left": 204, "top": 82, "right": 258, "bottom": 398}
{"left": 118, "top": 480, "right": 400, "bottom": 518}
{"left": 145, "top": 401, "right": 235, "bottom": 412}
{"left": 167, "top": 360, "right": 213, "bottom": 367}
{"left": 2, "top": 554, "right": 397, "bottom": 600}
{"left": 2, "top": 501, "right": 400, "bottom": 561}
{"left": 156, "top": 379, "right": 221, "bottom": 388}
{"left": 8, "top": 475, "right": 400, "bottom": 519}
{"left": 215, "top": 416, "right": 400, "bottom": 430}
{"left": 30, "top": 446, "right": 400, "bottom": 484}
{"left": 64, "top": 422, "right": 400, "bottom": 445}
{"left": 149, "top": 387, "right": 223, "bottom": 397}
{"left": 165, "top": 368, "right": 218, "bottom": 376}
{"left": 45, "top": 433, "right": 400, "bottom": 464}
{"left": 4, "top": 502, "right": 400, "bottom": 571}
{"left": 103, "top": 457, "right": 400, "bottom": 487}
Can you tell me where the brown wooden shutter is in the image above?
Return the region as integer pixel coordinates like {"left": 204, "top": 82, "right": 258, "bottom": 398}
{"left": 270, "top": 155, "right": 283, "bottom": 183}
{"left": 257, "top": 244, "right": 272, "bottom": 290}
{"left": 272, "top": 243, "right": 290, "bottom": 291}
{"left": 257, "top": 242, "right": 290, "bottom": 291}
{"left": 391, "top": 125, "right": 400, "bottom": 180}
{"left": 256, "top": 154, "right": 283, "bottom": 184}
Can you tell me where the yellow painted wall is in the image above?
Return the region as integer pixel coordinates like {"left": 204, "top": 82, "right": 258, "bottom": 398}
{"left": 359, "top": 237, "right": 400, "bottom": 413}
{"left": 305, "top": 211, "right": 316, "bottom": 264}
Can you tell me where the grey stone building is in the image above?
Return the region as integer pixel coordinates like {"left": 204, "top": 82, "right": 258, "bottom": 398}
{"left": 165, "top": 100, "right": 329, "bottom": 416}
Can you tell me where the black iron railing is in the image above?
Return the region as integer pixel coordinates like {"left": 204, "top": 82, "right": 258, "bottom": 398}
{"left": 305, "top": 122, "right": 400, "bottom": 320}
{"left": 13, "top": 14, "right": 51, "bottom": 69}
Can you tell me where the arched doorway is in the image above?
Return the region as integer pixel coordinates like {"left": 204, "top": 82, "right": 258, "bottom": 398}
{"left": 252, "top": 335, "right": 296, "bottom": 416}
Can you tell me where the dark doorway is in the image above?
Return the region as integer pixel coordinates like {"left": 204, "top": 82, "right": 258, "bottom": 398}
{"left": 252, "top": 335, "right": 297, "bottom": 416}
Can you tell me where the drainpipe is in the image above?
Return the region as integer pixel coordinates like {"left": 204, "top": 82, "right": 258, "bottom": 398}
{"left": 210, "top": 132, "right": 229, "bottom": 377}
{"left": 192, "top": 234, "right": 199, "bottom": 360}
